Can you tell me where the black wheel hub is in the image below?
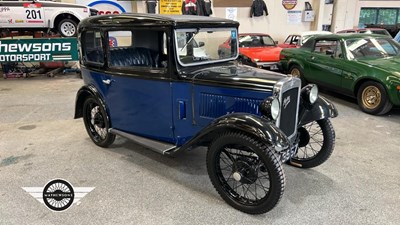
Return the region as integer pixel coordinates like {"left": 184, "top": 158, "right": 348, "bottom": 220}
{"left": 298, "top": 127, "right": 310, "bottom": 147}
{"left": 234, "top": 158, "right": 258, "bottom": 184}
{"left": 93, "top": 113, "right": 105, "bottom": 128}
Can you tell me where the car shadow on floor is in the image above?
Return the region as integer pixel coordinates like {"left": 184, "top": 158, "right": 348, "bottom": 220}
{"left": 98, "top": 136, "right": 336, "bottom": 216}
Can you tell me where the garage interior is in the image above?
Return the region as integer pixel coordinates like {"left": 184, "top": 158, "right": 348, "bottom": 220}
{"left": 1, "top": 0, "right": 400, "bottom": 224}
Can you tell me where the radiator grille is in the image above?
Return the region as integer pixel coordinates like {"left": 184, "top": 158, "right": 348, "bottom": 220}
{"left": 278, "top": 87, "right": 299, "bottom": 137}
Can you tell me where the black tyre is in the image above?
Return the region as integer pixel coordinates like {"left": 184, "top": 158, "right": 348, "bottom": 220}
{"left": 289, "top": 65, "right": 306, "bottom": 86}
{"left": 290, "top": 119, "right": 335, "bottom": 168}
{"left": 83, "top": 97, "right": 115, "bottom": 147}
{"left": 58, "top": 19, "right": 78, "bottom": 37}
{"left": 357, "top": 81, "right": 392, "bottom": 115}
{"left": 207, "top": 132, "right": 285, "bottom": 214}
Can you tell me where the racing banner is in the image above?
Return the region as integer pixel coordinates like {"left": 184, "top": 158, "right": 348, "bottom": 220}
{"left": 0, "top": 38, "right": 78, "bottom": 62}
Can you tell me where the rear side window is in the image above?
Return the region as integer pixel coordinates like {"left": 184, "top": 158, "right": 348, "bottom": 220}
{"left": 372, "top": 30, "right": 390, "bottom": 36}
{"left": 313, "top": 40, "right": 342, "bottom": 57}
{"left": 107, "top": 29, "right": 167, "bottom": 70}
{"left": 82, "top": 31, "right": 104, "bottom": 65}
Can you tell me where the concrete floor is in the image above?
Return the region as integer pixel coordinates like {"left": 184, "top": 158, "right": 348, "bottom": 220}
{"left": 0, "top": 75, "right": 399, "bottom": 225}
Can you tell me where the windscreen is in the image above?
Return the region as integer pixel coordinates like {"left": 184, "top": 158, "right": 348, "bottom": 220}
{"left": 175, "top": 28, "right": 238, "bottom": 66}
{"left": 345, "top": 37, "right": 400, "bottom": 59}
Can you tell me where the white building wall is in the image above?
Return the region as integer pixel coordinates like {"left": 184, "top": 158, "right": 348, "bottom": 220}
{"left": 61, "top": 0, "right": 399, "bottom": 41}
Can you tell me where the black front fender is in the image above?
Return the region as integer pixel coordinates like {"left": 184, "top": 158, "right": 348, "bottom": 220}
{"left": 298, "top": 96, "right": 338, "bottom": 126}
{"left": 74, "top": 85, "right": 105, "bottom": 119}
{"left": 177, "top": 113, "right": 290, "bottom": 152}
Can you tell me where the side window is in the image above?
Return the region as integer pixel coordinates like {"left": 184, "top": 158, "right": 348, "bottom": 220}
{"left": 313, "top": 40, "right": 340, "bottom": 56}
{"left": 82, "top": 31, "right": 104, "bottom": 65}
{"left": 332, "top": 41, "right": 343, "bottom": 58}
{"left": 284, "top": 36, "right": 292, "bottom": 44}
{"left": 107, "top": 29, "right": 167, "bottom": 70}
{"left": 292, "top": 36, "right": 299, "bottom": 45}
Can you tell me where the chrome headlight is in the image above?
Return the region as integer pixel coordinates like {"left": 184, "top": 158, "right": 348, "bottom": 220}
{"left": 260, "top": 97, "right": 280, "bottom": 120}
{"left": 301, "top": 84, "right": 318, "bottom": 105}
{"left": 309, "top": 85, "right": 318, "bottom": 104}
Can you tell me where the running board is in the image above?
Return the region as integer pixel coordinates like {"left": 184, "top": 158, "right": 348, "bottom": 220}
{"left": 109, "top": 128, "right": 177, "bottom": 155}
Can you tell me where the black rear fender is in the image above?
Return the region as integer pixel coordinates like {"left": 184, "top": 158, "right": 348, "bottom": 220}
{"left": 74, "top": 85, "right": 105, "bottom": 119}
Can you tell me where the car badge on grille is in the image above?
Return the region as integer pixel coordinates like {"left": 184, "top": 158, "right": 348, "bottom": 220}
{"left": 283, "top": 96, "right": 291, "bottom": 109}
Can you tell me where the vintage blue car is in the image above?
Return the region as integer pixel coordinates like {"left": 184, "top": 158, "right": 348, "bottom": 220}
{"left": 74, "top": 14, "right": 338, "bottom": 214}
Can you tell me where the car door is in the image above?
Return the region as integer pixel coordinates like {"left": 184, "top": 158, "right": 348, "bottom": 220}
{"left": 4, "top": 1, "right": 46, "bottom": 28}
{"left": 279, "top": 35, "right": 298, "bottom": 48}
{"left": 103, "top": 29, "right": 175, "bottom": 143}
{"left": 305, "top": 39, "right": 343, "bottom": 90}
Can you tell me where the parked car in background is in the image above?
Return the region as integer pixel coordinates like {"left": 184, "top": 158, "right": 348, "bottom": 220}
{"left": 278, "top": 31, "right": 332, "bottom": 48}
{"left": 0, "top": 1, "right": 97, "bottom": 37}
{"left": 218, "top": 33, "right": 282, "bottom": 71}
{"left": 75, "top": 14, "right": 338, "bottom": 214}
{"left": 337, "top": 28, "right": 392, "bottom": 37}
{"left": 280, "top": 33, "right": 400, "bottom": 115}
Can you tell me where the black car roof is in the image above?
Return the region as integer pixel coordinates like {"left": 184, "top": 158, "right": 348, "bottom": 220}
{"left": 79, "top": 13, "right": 239, "bottom": 29}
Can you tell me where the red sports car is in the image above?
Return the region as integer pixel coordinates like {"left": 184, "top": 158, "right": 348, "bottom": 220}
{"left": 218, "top": 33, "right": 282, "bottom": 71}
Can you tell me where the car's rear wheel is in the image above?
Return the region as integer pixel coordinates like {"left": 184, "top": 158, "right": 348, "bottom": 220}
{"left": 207, "top": 131, "right": 285, "bottom": 214}
{"left": 289, "top": 65, "right": 306, "bottom": 85}
{"left": 83, "top": 97, "right": 115, "bottom": 147}
{"left": 58, "top": 19, "right": 78, "bottom": 37}
{"left": 357, "top": 81, "right": 392, "bottom": 115}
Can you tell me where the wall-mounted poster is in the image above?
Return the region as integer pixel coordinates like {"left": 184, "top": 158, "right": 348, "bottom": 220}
{"left": 287, "top": 10, "right": 302, "bottom": 24}
{"left": 226, "top": 8, "right": 238, "bottom": 21}
{"left": 282, "top": 0, "right": 297, "bottom": 10}
{"left": 159, "top": 0, "right": 182, "bottom": 14}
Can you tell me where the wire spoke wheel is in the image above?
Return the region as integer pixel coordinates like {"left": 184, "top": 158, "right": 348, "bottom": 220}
{"left": 207, "top": 132, "right": 285, "bottom": 214}
{"left": 218, "top": 146, "right": 271, "bottom": 204}
{"left": 83, "top": 97, "right": 115, "bottom": 147}
{"left": 290, "top": 119, "right": 335, "bottom": 168}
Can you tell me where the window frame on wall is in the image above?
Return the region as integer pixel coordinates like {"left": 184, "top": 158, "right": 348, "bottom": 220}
{"left": 359, "top": 7, "right": 400, "bottom": 27}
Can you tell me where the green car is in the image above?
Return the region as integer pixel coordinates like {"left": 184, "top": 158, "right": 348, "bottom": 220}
{"left": 280, "top": 33, "right": 400, "bottom": 115}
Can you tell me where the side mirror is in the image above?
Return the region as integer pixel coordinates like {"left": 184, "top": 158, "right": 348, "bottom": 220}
{"left": 326, "top": 49, "right": 334, "bottom": 56}
{"left": 198, "top": 41, "right": 205, "bottom": 47}
{"left": 274, "top": 41, "right": 278, "bottom": 44}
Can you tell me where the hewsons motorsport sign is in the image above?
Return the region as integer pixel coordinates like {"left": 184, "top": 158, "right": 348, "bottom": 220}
{"left": 0, "top": 38, "right": 78, "bottom": 62}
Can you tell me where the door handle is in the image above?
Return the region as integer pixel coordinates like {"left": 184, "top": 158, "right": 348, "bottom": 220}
{"left": 102, "top": 79, "right": 112, "bottom": 85}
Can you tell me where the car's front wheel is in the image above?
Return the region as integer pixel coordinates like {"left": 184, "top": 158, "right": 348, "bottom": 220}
{"left": 207, "top": 131, "right": 285, "bottom": 214}
{"left": 290, "top": 119, "right": 335, "bottom": 168}
{"left": 58, "top": 19, "right": 78, "bottom": 37}
{"left": 83, "top": 97, "right": 115, "bottom": 147}
{"left": 357, "top": 81, "right": 392, "bottom": 115}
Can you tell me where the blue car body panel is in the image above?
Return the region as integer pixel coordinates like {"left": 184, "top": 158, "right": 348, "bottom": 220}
{"left": 82, "top": 68, "right": 274, "bottom": 146}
